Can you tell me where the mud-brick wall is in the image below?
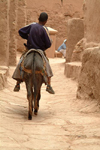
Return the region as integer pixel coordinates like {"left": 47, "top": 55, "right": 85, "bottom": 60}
{"left": 0, "top": 0, "right": 18, "bottom": 66}
{"left": 23, "top": 0, "right": 83, "bottom": 50}
{"left": 16, "top": 0, "right": 27, "bottom": 52}
{"left": 66, "top": 18, "right": 84, "bottom": 62}
{"left": 77, "top": 0, "right": 100, "bottom": 101}
{"left": 0, "top": 0, "right": 9, "bottom": 66}
{"left": 9, "top": 0, "right": 18, "bottom": 66}
{"left": 84, "top": 0, "right": 100, "bottom": 43}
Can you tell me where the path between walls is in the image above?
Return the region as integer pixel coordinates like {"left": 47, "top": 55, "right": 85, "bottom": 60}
{"left": 0, "top": 55, "right": 100, "bottom": 150}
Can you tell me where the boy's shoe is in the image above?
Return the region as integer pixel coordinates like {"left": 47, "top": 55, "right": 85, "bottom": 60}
{"left": 13, "top": 84, "right": 20, "bottom": 92}
{"left": 46, "top": 85, "right": 55, "bottom": 94}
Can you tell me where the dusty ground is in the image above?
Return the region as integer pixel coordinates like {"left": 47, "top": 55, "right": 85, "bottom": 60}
{"left": 0, "top": 56, "right": 100, "bottom": 150}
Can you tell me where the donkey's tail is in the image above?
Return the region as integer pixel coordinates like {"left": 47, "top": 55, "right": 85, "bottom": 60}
{"left": 32, "top": 52, "right": 35, "bottom": 84}
{"left": 32, "top": 52, "right": 37, "bottom": 110}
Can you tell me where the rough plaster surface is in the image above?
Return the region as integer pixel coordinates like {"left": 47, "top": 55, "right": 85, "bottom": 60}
{"left": 0, "top": 0, "right": 83, "bottom": 67}
{"left": 0, "top": 66, "right": 8, "bottom": 90}
{"left": 66, "top": 18, "right": 84, "bottom": 62}
{"left": 16, "top": 0, "right": 26, "bottom": 52}
{"left": 9, "top": 0, "right": 17, "bottom": 66}
{"left": 77, "top": 47, "right": 100, "bottom": 100}
{"left": 0, "top": 0, "right": 9, "bottom": 66}
{"left": 77, "top": 0, "right": 100, "bottom": 100}
{"left": 25, "top": 0, "right": 83, "bottom": 49}
{"left": 71, "top": 38, "right": 86, "bottom": 62}
{"left": 84, "top": 0, "right": 100, "bottom": 43}
{"left": 64, "top": 62, "right": 82, "bottom": 80}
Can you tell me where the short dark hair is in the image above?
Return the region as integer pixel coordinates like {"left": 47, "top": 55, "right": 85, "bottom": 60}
{"left": 39, "top": 12, "right": 48, "bottom": 22}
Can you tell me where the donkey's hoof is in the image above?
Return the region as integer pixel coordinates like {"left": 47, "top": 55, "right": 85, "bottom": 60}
{"left": 28, "top": 113, "right": 32, "bottom": 120}
{"left": 13, "top": 85, "right": 20, "bottom": 92}
{"left": 34, "top": 109, "right": 38, "bottom": 115}
{"left": 32, "top": 107, "right": 33, "bottom": 112}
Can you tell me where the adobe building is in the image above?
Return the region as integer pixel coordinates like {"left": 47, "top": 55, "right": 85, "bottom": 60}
{"left": 0, "top": 0, "right": 83, "bottom": 89}
{"left": 64, "top": 0, "right": 100, "bottom": 102}
{"left": 0, "top": 0, "right": 84, "bottom": 65}
{"left": 77, "top": 0, "right": 100, "bottom": 101}
{"left": 1, "top": 0, "right": 100, "bottom": 102}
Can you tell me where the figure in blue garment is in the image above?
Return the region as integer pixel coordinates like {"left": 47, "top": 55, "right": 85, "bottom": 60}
{"left": 57, "top": 39, "right": 67, "bottom": 58}
{"left": 12, "top": 12, "right": 55, "bottom": 94}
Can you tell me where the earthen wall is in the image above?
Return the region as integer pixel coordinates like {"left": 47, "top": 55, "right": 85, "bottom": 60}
{"left": 0, "top": 0, "right": 84, "bottom": 67}
{"left": 84, "top": 0, "right": 100, "bottom": 44}
{"left": 77, "top": 0, "right": 100, "bottom": 101}
{"left": 9, "top": 0, "right": 18, "bottom": 66}
{"left": 25, "top": 0, "right": 84, "bottom": 49}
{"left": 0, "top": 0, "right": 9, "bottom": 66}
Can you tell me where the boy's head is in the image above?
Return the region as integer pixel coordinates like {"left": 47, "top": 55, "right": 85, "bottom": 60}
{"left": 38, "top": 12, "right": 48, "bottom": 25}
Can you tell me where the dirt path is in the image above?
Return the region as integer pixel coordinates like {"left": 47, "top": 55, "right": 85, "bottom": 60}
{"left": 0, "top": 57, "right": 100, "bottom": 150}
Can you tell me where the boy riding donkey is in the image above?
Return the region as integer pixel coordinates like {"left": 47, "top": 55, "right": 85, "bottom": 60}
{"left": 12, "top": 12, "right": 55, "bottom": 94}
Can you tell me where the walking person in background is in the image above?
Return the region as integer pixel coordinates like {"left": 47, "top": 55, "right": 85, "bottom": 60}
{"left": 56, "top": 39, "right": 67, "bottom": 58}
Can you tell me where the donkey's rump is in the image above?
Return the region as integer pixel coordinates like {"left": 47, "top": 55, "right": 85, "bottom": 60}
{"left": 24, "top": 52, "right": 44, "bottom": 71}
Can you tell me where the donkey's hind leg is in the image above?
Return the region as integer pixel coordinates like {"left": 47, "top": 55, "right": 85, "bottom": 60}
{"left": 25, "top": 79, "right": 33, "bottom": 120}
{"left": 34, "top": 89, "right": 41, "bottom": 115}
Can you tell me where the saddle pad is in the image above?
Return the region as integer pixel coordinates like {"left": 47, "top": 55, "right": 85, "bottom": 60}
{"left": 24, "top": 53, "right": 33, "bottom": 69}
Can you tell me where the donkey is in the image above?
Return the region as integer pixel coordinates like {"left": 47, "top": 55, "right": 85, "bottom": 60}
{"left": 22, "top": 51, "right": 46, "bottom": 120}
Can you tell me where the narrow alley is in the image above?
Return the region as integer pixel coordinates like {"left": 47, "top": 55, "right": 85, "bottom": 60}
{"left": 0, "top": 57, "right": 100, "bottom": 150}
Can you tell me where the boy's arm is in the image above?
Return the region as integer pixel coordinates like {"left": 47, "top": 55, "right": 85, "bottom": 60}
{"left": 18, "top": 24, "right": 31, "bottom": 39}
